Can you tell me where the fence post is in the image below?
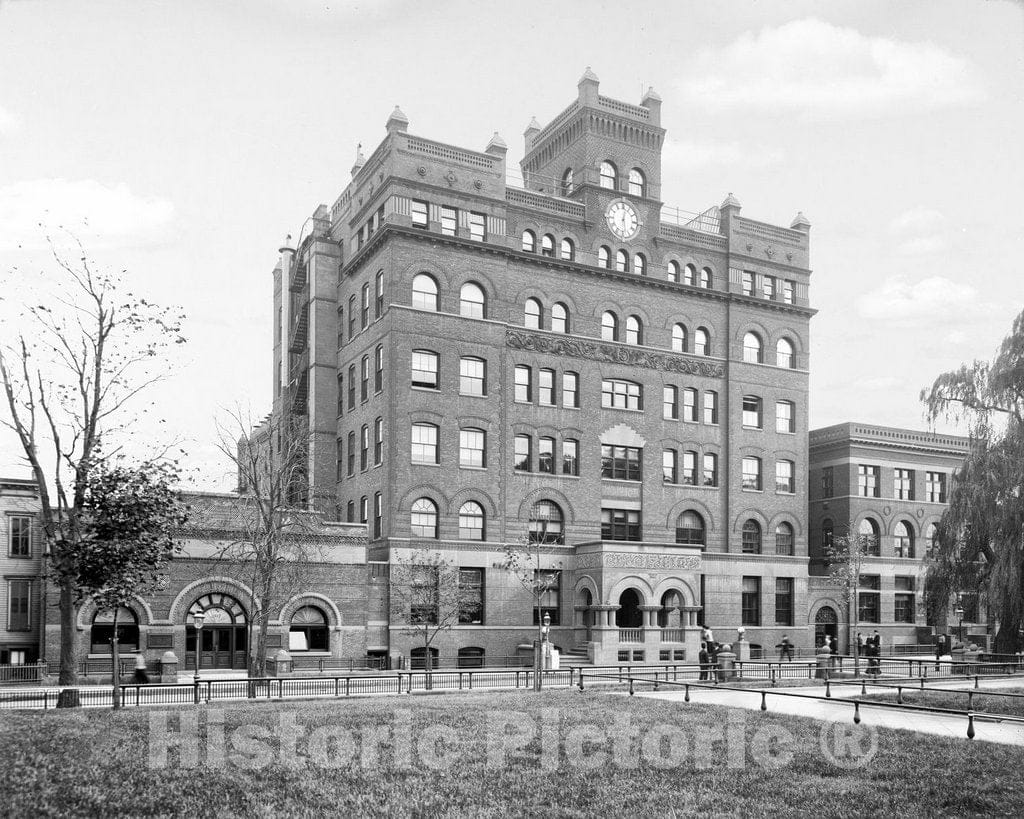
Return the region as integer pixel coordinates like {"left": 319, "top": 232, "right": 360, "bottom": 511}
{"left": 968, "top": 690, "right": 974, "bottom": 710}
{"left": 319, "top": 659, "right": 324, "bottom": 673}
{"left": 194, "top": 679, "right": 200, "bottom": 705}
{"left": 770, "top": 667, "right": 776, "bottom": 687}
{"left": 897, "top": 686, "right": 903, "bottom": 704}
{"left": 578, "top": 670, "right": 585, "bottom": 691}
{"left": 760, "top": 691, "right": 767, "bottom": 711}
{"left": 853, "top": 701, "right": 861, "bottom": 724}
{"left": 825, "top": 678, "right": 831, "bottom": 698}
{"left": 629, "top": 678, "right": 634, "bottom": 696}
{"left": 967, "top": 712, "right": 975, "bottom": 740}
{"left": 684, "top": 684, "right": 690, "bottom": 703}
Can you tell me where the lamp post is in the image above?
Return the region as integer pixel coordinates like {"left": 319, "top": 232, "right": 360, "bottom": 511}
{"left": 954, "top": 597, "right": 964, "bottom": 648}
{"left": 193, "top": 611, "right": 205, "bottom": 704}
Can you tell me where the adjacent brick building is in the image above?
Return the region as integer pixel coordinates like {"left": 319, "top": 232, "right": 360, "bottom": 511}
{"left": 1, "top": 478, "right": 43, "bottom": 665}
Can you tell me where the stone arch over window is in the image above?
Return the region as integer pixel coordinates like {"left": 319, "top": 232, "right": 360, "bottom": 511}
{"left": 448, "top": 487, "right": 498, "bottom": 518}
{"left": 287, "top": 605, "right": 330, "bottom": 652}
{"left": 89, "top": 606, "right": 140, "bottom": 654}
{"left": 665, "top": 497, "right": 716, "bottom": 533}
{"left": 599, "top": 422, "right": 646, "bottom": 450}
{"left": 607, "top": 577, "right": 653, "bottom": 607}
{"left": 528, "top": 499, "right": 565, "bottom": 544}
{"left": 767, "top": 512, "right": 804, "bottom": 538}
{"left": 675, "top": 510, "right": 706, "bottom": 546}
{"left": 279, "top": 593, "right": 342, "bottom": 630}
{"left": 77, "top": 594, "right": 154, "bottom": 630}
{"left": 516, "top": 486, "right": 575, "bottom": 526}
{"left": 169, "top": 577, "right": 256, "bottom": 626}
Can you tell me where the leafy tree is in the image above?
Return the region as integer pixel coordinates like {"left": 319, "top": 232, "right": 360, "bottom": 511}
{"left": 502, "top": 533, "right": 562, "bottom": 691}
{"left": 824, "top": 521, "right": 874, "bottom": 674}
{"left": 921, "top": 308, "right": 1024, "bottom": 653}
{"left": 0, "top": 238, "right": 185, "bottom": 694}
{"left": 389, "top": 547, "right": 476, "bottom": 686}
{"left": 77, "top": 461, "right": 188, "bottom": 707}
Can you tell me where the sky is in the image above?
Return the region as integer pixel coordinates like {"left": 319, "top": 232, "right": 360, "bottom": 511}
{"left": 1, "top": 0, "right": 1022, "bottom": 490}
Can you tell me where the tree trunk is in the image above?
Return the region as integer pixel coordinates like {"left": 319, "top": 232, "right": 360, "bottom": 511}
{"left": 57, "top": 575, "right": 80, "bottom": 708}
{"left": 111, "top": 634, "right": 121, "bottom": 710}
{"left": 424, "top": 633, "right": 432, "bottom": 690}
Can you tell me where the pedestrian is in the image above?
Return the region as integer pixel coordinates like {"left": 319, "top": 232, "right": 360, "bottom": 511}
{"left": 778, "top": 635, "right": 794, "bottom": 662}
{"left": 821, "top": 634, "right": 830, "bottom": 654}
{"left": 830, "top": 634, "right": 841, "bottom": 671}
{"left": 133, "top": 655, "right": 150, "bottom": 685}
{"left": 935, "top": 634, "right": 946, "bottom": 671}
{"left": 698, "top": 642, "right": 710, "bottom": 681}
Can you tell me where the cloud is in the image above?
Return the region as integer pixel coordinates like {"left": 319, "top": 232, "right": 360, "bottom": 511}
{"left": 889, "top": 207, "right": 948, "bottom": 256}
{"left": 856, "top": 275, "right": 980, "bottom": 324}
{"left": 0, "top": 104, "right": 20, "bottom": 134}
{"left": 852, "top": 375, "right": 901, "bottom": 391}
{"left": 0, "top": 178, "right": 174, "bottom": 250}
{"left": 678, "top": 18, "right": 984, "bottom": 118}
{"left": 662, "top": 139, "right": 783, "bottom": 172}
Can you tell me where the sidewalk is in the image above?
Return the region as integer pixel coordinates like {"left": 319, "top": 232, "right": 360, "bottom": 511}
{"left": 634, "top": 680, "right": 1024, "bottom": 746}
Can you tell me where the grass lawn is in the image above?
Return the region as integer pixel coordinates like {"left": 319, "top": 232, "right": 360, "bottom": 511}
{"left": 859, "top": 685, "right": 1024, "bottom": 719}
{"left": 1, "top": 688, "right": 1022, "bottom": 817}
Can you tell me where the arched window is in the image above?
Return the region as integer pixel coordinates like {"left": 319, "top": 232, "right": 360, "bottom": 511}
{"left": 560, "top": 168, "right": 573, "bottom": 196}
{"left": 521, "top": 230, "right": 536, "bottom": 252}
{"left": 598, "top": 246, "right": 611, "bottom": 269}
{"left": 529, "top": 500, "right": 564, "bottom": 544}
{"left": 560, "top": 238, "right": 575, "bottom": 261}
{"left": 551, "top": 302, "right": 569, "bottom": 333}
{"left": 460, "top": 282, "right": 485, "bottom": 319}
{"left": 411, "top": 273, "right": 438, "bottom": 311}
{"left": 541, "top": 234, "right": 555, "bottom": 257}
{"left": 742, "top": 520, "right": 762, "bottom": 554}
{"left": 684, "top": 264, "right": 697, "bottom": 286}
{"left": 601, "top": 311, "right": 618, "bottom": 341}
{"left": 776, "top": 338, "right": 795, "bottom": 369}
{"left": 776, "top": 522, "right": 794, "bottom": 556}
{"left": 894, "top": 520, "right": 915, "bottom": 558}
{"left": 289, "top": 606, "right": 329, "bottom": 651}
{"left": 668, "top": 260, "right": 680, "bottom": 282}
{"left": 675, "top": 511, "right": 705, "bottom": 546}
{"left": 633, "top": 254, "right": 646, "bottom": 276}
{"left": 628, "top": 168, "right": 646, "bottom": 197}
{"left": 925, "top": 523, "right": 939, "bottom": 556}
{"left": 411, "top": 498, "right": 438, "bottom": 538}
{"left": 599, "top": 160, "right": 617, "bottom": 190}
{"left": 821, "top": 518, "right": 834, "bottom": 550}
{"left": 743, "top": 331, "right": 763, "bottom": 363}
{"left": 615, "top": 249, "right": 628, "bottom": 273}
{"left": 672, "top": 323, "right": 687, "bottom": 353}
{"left": 694, "top": 327, "right": 710, "bottom": 356}
{"left": 457, "top": 646, "right": 486, "bottom": 668}
{"left": 90, "top": 606, "right": 139, "bottom": 654}
{"left": 625, "top": 315, "right": 643, "bottom": 345}
{"left": 458, "top": 501, "right": 485, "bottom": 541}
{"left": 858, "top": 518, "right": 880, "bottom": 555}
{"left": 700, "top": 267, "right": 712, "bottom": 288}
{"left": 525, "top": 298, "right": 542, "bottom": 329}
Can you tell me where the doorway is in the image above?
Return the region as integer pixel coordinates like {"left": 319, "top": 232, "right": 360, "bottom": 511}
{"left": 814, "top": 606, "right": 839, "bottom": 649}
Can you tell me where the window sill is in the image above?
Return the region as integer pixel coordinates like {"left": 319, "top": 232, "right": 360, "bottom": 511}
{"left": 458, "top": 393, "right": 488, "bottom": 399}
{"left": 459, "top": 465, "right": 487, "bottom": 471}
{"left": 601, "top": 406, "right": 645, "bottom": 413}
{"left": 742, "top": 488, "right": 764, "bottom": 493}
{"left": 411, "top": 386, "right": 441, "bottom": 393}
{"left": 411, "top": 461, "right": 441, "bottom": 467}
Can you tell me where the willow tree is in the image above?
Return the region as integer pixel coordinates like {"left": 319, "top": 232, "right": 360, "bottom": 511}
{"left": 0, "top": 238, "right": 185, "bottom": 692}
{"left": 921, "top": 308, "right": 1024, "bottom": 653}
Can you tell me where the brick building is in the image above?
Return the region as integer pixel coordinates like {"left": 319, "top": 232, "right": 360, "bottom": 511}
{"left": 1, "top": 478, "right": 43, "bottom": 665}
{"left": 806, "top": 422, "right": 970, "bottom": 651}
{"left": 273, "top": 69, "right": 815, "bottom": 664}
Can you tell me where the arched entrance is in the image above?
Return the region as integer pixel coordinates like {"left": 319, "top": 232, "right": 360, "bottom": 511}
{"left": 814, "top": 606, "right": 839, "bottom": 649}
{"left": 186, "top": 593, "right": 248, "bottom": 670}
{"left": 576, "top": 588, "right": 594, "bottom": 640}
{"left": 658, "top": 590, "right": 684, "bottom": 628}
{"left": 615, "top": 589, "right": 643, "bottom": 628}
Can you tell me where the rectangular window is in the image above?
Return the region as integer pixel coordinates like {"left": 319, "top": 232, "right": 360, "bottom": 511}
{"left": 601, "top": 508, "right": 642, "bottom": 542}
{"left": 459, "top": 568, "right": 485, "bottom": 624}
{"left": 894, "top": 576, "right": 915, "bottom": 624}
{"left": 562, "top": 371, "right": 579, "bottom": 408}
{"left": 347, "top": 431, "right": 355, "bottom": 476}
{"left": 925, "top": 471, "right": 946, "bottom": 503}
{"left": 348, "top": 294, "right": 357, "bottom": 339}
{"left": 374, "top": 417, "right": 383, "bottom": 465}
{"left": 514, "top": 435, "right": 531, "bottom": 472}
{"left": 468, "top": 212, "right": 486, "bottom": 242}
{"left": 360, "top": 356, "right": 369, "bottom": 402}
{"left": 601, "top": 379, "right": 642, "bottom": 410}
{"left": 782, "top": 280, "right": 794, "bottom": 304}
{"left": 821, "top": 466, "right": 834, "bottom": 499}
{"left": 742, "top": 396, "right": 762, "bottom": 428}
{"left": 775, "top": 400, "right": 794, "bottom": 433}
{"left": 741, "top": 577, "right": 760, "bottom": 626}
{"left": 682, "top": 451, "right": 697, "bottom": 485}
{"left": 894, "top": 468, "right": 914, "bottom": 500}
{"left": 682, "top": 388, "right": 697, "bottom": 422}
{"left": 375, "top": 270, "right": 385, "bottom": 317}
{"left": 373, "top": 492, "right": 382, "bottom": 539}
{"left": 9, "top": 516, "right": 31, "bottom": 557}
{"left": 459, "top": 428, "right": 486, "bottom": 468}
{"left": 742, "top": 457, "right": 762, "bottom": 491}
{"left": 702, "top": 453, "right": 718, "bottom": 487}
{"left": 775, "top": 578, "right": 793, "bottom": 625}
{"left": 858, "top": 575, "right": 881, "bottom": 623}
{"left": 562, "top": 439, "right": 579, "bottom": 476}
{"left": 514, "top": 365, "right": 532, "bottom": 403}
{"left": 761, "top": 275, "right": 775, "bottom": 300}
{"left": 533, "top": 570, "right": 561, "bottom": 625}
{"left": 360, "top": 425, "right": 369, "bottom": 471}
{"left": 7, "top": 580, "right": 31, "bottom": 631}
{"left": 411, "top": 423, "right": 439, "bottom": 464}
{"left": 411, "top": 199, "right": 428, "bottom": 228}
{"left": 460, "top": 357, "right": 486, "bottom": 396}
{"left": 336, "top": 443, "right": 344, "bottom": 481}
{"left": 858, "top": 465, "right": 880, "bottom": 497}
{"left": 601, "top": 445, "right": 642, "bottom": 481}
{"left": 703, "top": 390, "right": 718, "bottom": 424}
{"left": 374, "top": 345, "right": 384, "bottom": 393}
{"left": 538, "top": 437, "right": 555, "bottom": 473}
{"left": 742, "top": 271, "right": 754, "bottom": 296}
{"left": 662, "top": 449, "right": 677, "bottom": 483}
{"left": 348, "top": 364, "right": 356, "bottom": 410}
{"left": 663, "top": 385, "right": 678, "bottom": 420}
{"left": 776, "top": 460, "right": 795, "bottom": 493}
{"left": 440, "top": 206, "right": 457, "bottom": 236}
{"left": 360, "top": 495, "right": 368, "bottom": 525}
{"left": 538, "top": 369, "right": 555, "bottom": 406}
{"left": 411, "top": 351, "right": 439, "bottom": 389}
{"left": 361, "top": 283, "right": 370, "bottom": 329}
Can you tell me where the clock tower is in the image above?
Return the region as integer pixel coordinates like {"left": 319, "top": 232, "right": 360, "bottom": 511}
{"left": 520, "top": 67, "right": 665, "bottom": 246}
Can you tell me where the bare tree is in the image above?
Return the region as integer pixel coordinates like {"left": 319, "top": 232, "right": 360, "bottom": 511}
{"left": 824, "top": 521, "right": 874, "bottom": 675}
{"left": 0, "top": 237, "right": 184, "bottom": 694}
{"left": 215, "top": 407, "right": 326, "bottom": 678}
{"left": 389, "top": 547, "right": 476, "bottom": 686}
{"left": 502, "top": 532, "right": 562, "bottom": 691}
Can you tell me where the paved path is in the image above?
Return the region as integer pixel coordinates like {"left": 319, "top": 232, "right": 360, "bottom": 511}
{"left": 633, "top": 679, "right": 1024, "bottom": 746}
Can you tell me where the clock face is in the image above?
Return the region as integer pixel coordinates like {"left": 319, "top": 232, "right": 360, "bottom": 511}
{"left": 605, "top": 199, "right": 640, "bottom": 240}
